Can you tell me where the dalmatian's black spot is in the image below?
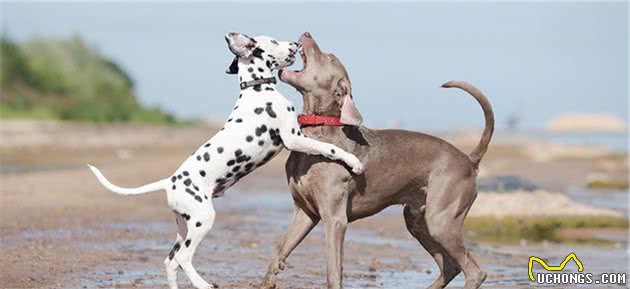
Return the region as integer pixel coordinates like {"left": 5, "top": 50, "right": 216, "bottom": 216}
{"left": 193, "top": 185, "right": 199, "bottom": 191}
{"left": 252, "top": 47, "right": 265, "bottom": 59}
{"left": 291, "top": 128, "right": 295, "bottom": 134}
{"left": 269, "top": 128, "right": 283, "bottom": 146}
{"left": 205, "top": 143, "right": 211, "bottom": 147}
{"left": 181, "top": 213, "right": 191, "bottom": 220}
{"left": 270, "top": 39, "right": 279, "bottom": 45}
{"left": 226, "top": 172, "right": 233, "bottom": 178}
{"left": 227, "top": 159, "right": 235, "bottom": 166}
{"left": 184, "top": 179, "right": 192, "bottom": 186}
{"left": 183, "top": 171, "right": 189, "bottom": 176}
{"left": 248, "top": 67, "right": 254, "bottom": 73}
{"left": 227, "top": 118, "right": 232, "bottom": 122}
{"left": 287, "top": 106, "right": 292, "bottom": 112}
{"left": 263, "top": 150, "right": 276, "bottom": 162}
{"left": 254, "top": 107, "right": 264, "bottom": 114}
{"left": 196, "top": 155, "right": 202, "bottom": 161}
{"left": 251, "top": 73, "right": 258, "bottom": 80}
{"left": 177, "top": 174, "right": 182, "bottom": 179}
{"left": 185, "top": 188, "right": 195, "bottom": 196}
{"left": 253, "top": 84, "right": 262, "bottom": 92}
{"left": 250, "top": 59, "right": 255, "bottom": 64}
{"left": 236, "top": 154, "right": 251, "bottom": 163}
{"left": 265, "top": 87, "right": 274, "bottom": 91}
{"left": 185, "top": 239, "right": 191, "bottom": 247}
{"left": 204, "top": 195, "right": 208, "bottom": 200}
{"left": 239, "top": 93, "right": 242, "bottom": 99}
{"left": 172, "top": 185, "right": 176, "bottom": 190}
{"left": 255, "top": 124, "right": 268, "bottom": 136}
{"left": 258, "top": 67, "right": 264, "bottom": 73}
{"left": 246, "top": 135, "right": 253, "bottom": 142}
{"left": 266, "top": 60, "right": 272, "bottom": 68}
{"left": 196, "top": 222, "right": 202, "bottom": 227}
{"left": 245, "top": 162, "right": 255, "bottom": 171}
{"left": 203, "top": 152, "right": 210, "bottom": 161}
{"left": 297, "top": 131, "right": 301, "bottom": 136}
{"left": 199, "top": 170, "right": 206, "bottom": 177}
{"left": 217, "top": 147, "right": 224, "bottom": 153}
{"left": 215, "top": 178, "right": 226, "bottom": 185}
{"left": 234, "top": 149, "right": 243, "bottom": 157}
{"left": 265, "top": 102, "right": 277, "bottom": 118}
{"left": 258, "top": 140, "right": 264, "bottom": 146}
{"left": 331, "top": 149, "right": 335, "bottom": 154}
{"left": 235, "top": 118, "right": 243, "bottom": 123}
{"left": 234, "top": 106, "right": 239, "bottom": 110}
{"left": 171, "top": 176, "right": 177, "bottom": 182}
{"left": 232, "top": 165, "right": 241, "bottom": 172}
{"left": 194, "top": 195, "right": 202, "bottom": 203}
{"left": 168, "top": 242, "right": 181, "bottom": 260}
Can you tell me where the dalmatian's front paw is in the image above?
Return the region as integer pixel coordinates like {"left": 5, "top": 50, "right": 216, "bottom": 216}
{"left": 346, "top": 155, "right": 364, "bottom": 175}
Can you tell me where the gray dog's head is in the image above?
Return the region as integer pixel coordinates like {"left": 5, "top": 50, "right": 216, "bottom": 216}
{"left": 279, "top": 32, "right": 363, "bottom": 126}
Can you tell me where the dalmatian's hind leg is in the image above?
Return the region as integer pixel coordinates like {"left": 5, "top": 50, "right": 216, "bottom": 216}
{"left": 164, "top": 212, "right": 189, "bottom": 289}
{"left": 174, "top": 205, "right": 217, "bottom": 289}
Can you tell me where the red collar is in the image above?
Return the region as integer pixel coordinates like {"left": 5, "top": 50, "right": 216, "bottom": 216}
{"left": 297, "top": 114, "right": 344, "bottom": 126}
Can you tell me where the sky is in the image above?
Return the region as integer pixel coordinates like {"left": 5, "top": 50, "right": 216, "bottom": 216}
{"left": 2, "top": 2, "right": 628, "bottom": 130}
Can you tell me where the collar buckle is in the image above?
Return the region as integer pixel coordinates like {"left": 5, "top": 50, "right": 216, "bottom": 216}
{"left": 240, "top": 77, "right": 276, "bottom": 90}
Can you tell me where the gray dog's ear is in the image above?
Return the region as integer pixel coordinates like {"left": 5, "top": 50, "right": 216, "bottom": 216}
{"left": 225, "top": 32, "right": 256, "bottom": 58}
{"left": 336, "top": 79, "right": 363, "bottom": 126}
{"left": 226, "top": 57, "right": 239, "bottom": 74}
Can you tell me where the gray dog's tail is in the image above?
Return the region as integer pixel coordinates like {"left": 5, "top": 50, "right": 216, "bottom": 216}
{"left": 441, "top": 81, "right": 495, "bottom": 169}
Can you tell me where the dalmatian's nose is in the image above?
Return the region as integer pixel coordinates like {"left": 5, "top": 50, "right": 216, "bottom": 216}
{"left": 289, "top": 44, "right": 298, "bottom": 55}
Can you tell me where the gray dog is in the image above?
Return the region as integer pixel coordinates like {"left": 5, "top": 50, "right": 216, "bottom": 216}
{"left": 260, "top": 32, "right": 494, "bottom": 289}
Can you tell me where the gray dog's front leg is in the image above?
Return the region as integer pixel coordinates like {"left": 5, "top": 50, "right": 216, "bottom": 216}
{"left": 261, "top": 207, "right": 319, "bottom": 289}
{"left": 323, "top": 215, "right": 347, "bottom": 289}
{"left": 320, "top": 189, "right": 349, "bottom": 289}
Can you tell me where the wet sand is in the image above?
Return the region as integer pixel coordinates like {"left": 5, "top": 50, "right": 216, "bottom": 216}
{"left": 1, "top": 121, "right": 627, "bottom": 288}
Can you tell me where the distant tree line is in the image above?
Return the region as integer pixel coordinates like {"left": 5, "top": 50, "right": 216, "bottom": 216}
{"left": 0, "top": 36, "right": 176, "bottom": 123}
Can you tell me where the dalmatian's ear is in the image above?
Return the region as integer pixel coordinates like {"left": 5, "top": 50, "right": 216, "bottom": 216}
{"left": 225, "top": 32, "right": 256, "bottom": 58}
{"left": 226, "top": 57, "right": 239, "bottom": 74}
{"left": 336, "top": 79, "right": 363, "bottom": 126}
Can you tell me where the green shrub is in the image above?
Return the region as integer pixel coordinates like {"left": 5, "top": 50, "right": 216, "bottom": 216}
{"left": 464, "top": 215, "right": 629, "bottom": 243}
{"left": 0, "top": 36, "right": 176, "bottom": 124}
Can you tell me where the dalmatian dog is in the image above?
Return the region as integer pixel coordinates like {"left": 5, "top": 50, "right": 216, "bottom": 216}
{"left": 87, "top": 32, "right": 364, "bottom": 289}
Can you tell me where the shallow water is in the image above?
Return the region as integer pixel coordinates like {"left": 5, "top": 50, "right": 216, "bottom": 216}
{"left": 4, "top": 190, "right": 628, "bottom": 288}
{"left": 566, "top": 187, "right": 629, "bottom": 215}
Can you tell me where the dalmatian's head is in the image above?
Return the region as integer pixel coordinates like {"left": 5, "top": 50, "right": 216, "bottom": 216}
{"left": 225, "top": 32, "right": 298, "bottom": 74}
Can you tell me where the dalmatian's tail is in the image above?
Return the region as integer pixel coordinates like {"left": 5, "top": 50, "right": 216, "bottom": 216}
{"left": 87, "top": 164, "right": 168, "bottom": 195}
